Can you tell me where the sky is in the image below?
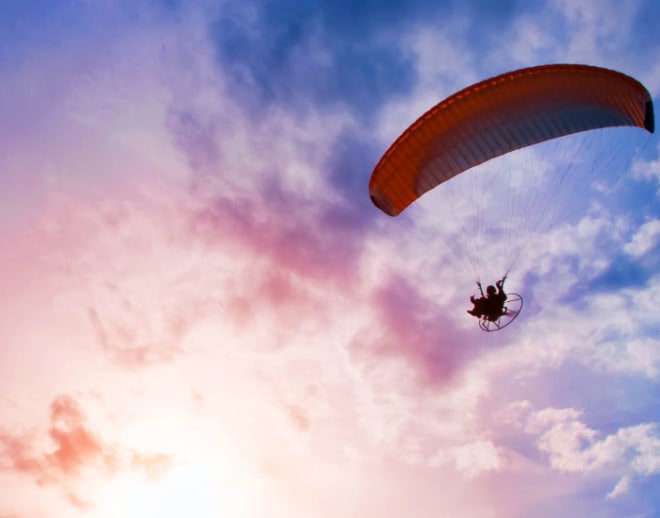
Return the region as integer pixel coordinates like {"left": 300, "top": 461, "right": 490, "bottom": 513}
{"left": 1, "top": 1, "right": 660, "bottom": 517}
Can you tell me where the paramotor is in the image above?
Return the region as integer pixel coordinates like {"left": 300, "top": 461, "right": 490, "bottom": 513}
{"left": 368, "top": 64, "right": 655, "bottom": 331}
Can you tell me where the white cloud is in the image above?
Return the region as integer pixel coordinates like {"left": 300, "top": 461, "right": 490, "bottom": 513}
{"left": 550, "top": 0, "right": 642, "bottom": 63}
{"left": 632, "top": 141, "right": 660, "bottom": 188}
{"left": 589, "top": 337, "right": 660, "bottom": 379}
{"left": 496, "top": 15, "right": 559, "bottom": 66}
{"left": 606, "top": 474, "right": 630, "bottom": 499}
{"left": 624, "top": 219, "right": 660, "bottom": 257}
{"left": 522, "top": 406, "right": 660, "bottom": 497}
{"left": 374, "top": 23, "right": 478, "bottom": 150}
{"left": 449, "top": 440, "right": 502, "bottom": 478}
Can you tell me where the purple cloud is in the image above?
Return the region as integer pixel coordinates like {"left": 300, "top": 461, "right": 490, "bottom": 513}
{"left": 350, "top": 273, "right": 487, "bottom": 386}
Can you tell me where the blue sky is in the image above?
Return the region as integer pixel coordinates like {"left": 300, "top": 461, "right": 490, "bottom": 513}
{"left": 0, "top": 1, "right": 659, "bottom": 517}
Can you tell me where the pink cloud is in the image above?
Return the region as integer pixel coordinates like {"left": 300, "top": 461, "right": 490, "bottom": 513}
{"left": 45, "top": 396, "right": 107, "bottom": 477}
{"left": 0, "top": 395, "right": 170, "bottom": 510}
{"left": 350, "top": 273, "right": 485, "bottom": 386}
{"left": 191, "top": 177, "right": 366, "bottom": 289}
{"left": 87, "top": 306, "right": 183, "bottom": 369}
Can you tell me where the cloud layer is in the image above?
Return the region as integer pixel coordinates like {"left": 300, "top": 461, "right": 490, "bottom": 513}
{"left": 0, "top": 1, "right": 659, "bottom": 516}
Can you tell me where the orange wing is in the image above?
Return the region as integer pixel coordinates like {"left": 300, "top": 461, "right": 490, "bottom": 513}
{"left": 369, "top": 64, "right": 655, "bottom": 216}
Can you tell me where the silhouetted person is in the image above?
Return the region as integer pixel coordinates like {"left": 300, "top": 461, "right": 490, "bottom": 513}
{"left": 468, "top": 277, "right": 507, "bottom": 321}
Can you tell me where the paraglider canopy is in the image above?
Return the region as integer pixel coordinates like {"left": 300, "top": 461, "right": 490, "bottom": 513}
{"left": 369, "top": 64, "right": 654, "bottom": 217}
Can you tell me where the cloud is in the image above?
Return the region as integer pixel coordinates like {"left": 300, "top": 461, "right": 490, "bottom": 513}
{"left": 208, "top": 0, "right": 431, "bottom": 116}
{"left": 88, "top": 307, "right": 183, "bottom": 369}
{"left": 624, "top": 219, "right": 660, "bottom": 257}
{"left": 447, "top": 440, "right": 503, "bottom": 478}
{"left": 549, "top": 0, "right": 645, "bottom": 64}
{"left": 522, "top": 405, "right": 660, "bottom": 498}
{"left": 0, "top": 395, "right": 170, "bottom": 509}
{"left": 348, "top": 273, "right": 483, "bottom": 387}
{"left": 633, "top": 142, "right": 660, "bottom": 187}
{"left": 606, "top": 474, "right": 631, "bottom": 499}
{"left": 502, "top": 275, "right": 660, "bottom": 381}
{"left": 192, "top": 177, "right": 365, "bottom": 286}
{"left": 161, "top": 34, "right": 381, "bottom": 292}
{"left": 28, "top": 191, "right": 205, "bottom": 370}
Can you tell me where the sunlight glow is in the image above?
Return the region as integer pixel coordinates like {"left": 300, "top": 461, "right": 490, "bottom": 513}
{"left": 108, "top": 460, "right": 230, "bottom": 517}
{"left": 99, "top": 448, "right": 263, "bottom": 518}
{"left": 94, "top": 407, "right": 265, "bottom": 518}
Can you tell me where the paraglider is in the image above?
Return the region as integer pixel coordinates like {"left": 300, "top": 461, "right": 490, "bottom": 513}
{"left": 369, "top": 64, "right": 654, "bottom": 331}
